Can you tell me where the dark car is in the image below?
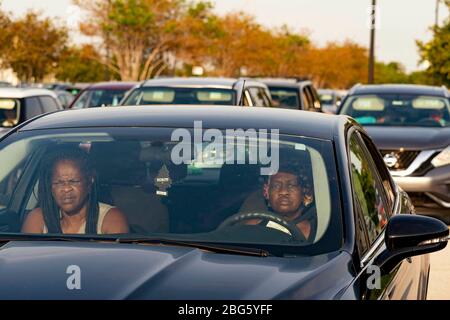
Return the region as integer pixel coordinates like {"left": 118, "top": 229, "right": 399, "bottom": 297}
{"left": 339, "top": 84, "right": 450, "bottom": 223}
{"left": 69, "top": 82, "right": 138, "bottom": 109}
{"left": 120, "top": 77, "right": 273, "bottom": 107}
{"left": 0, "top": 106, "right": 447, "bottom": 299}
{"left": 0, "top": 88, "right": 63, "bottom": 138}
{"left": 259, "top": 78, "right": 322, "bottom": 112}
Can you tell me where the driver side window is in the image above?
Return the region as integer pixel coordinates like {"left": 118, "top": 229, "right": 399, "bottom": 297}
{"left": 349, "top": 133, "right": 390, "bottom": 246}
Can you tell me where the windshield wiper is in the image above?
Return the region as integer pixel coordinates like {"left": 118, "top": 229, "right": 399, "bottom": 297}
{"left": 117, "top": 237, "right": 270, "bottom": 257}
{"left": 0, "top": 233, "right": 269, "bottom": 257}
{"left": 0, "top": 233, "right": 122, "bottom": 243}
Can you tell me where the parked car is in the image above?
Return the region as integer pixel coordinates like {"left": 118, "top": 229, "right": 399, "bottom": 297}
{"left": 0, "top": 106, "right": 447, "bottom": 299}
{"left": 55, "top": 90, "right": 75, "bottom": 109}
{"left": 339, "top": 84, "right": 450, "bottom": 223}
{"left": 0, "top": 88, "right": 62, "bottom": 138}
{"left": 318, "top": 89, "right": 347, "bottom": 114}
{"left": 259, "top": 78, "right": 322, "bottom": 112}
{"left": 119, "top": 77, "right": 273, "bottom": 107}
{"left": 69, "top": 82, "right": 138, "bottom": 109}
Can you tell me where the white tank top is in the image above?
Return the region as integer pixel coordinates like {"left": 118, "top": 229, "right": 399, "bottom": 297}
{"left": 42, "top": 203, "right": 113, "bottom": 234}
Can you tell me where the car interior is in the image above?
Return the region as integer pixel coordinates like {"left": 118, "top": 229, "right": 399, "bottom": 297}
{"left": 0, "top": 134, "right": 341, "bottom": 253}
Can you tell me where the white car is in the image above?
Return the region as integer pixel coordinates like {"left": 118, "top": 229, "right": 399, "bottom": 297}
{"left": 0, "top": 88, "right": 63, "bottom": 137}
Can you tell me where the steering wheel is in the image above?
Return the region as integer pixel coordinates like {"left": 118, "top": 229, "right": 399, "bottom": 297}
{"left": 217, "top": 211, "right": 307, "bottom": 242}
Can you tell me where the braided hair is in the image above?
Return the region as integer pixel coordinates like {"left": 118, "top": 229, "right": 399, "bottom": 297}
{"left": 38, "top": 146, "right": 99, "bottom": 234}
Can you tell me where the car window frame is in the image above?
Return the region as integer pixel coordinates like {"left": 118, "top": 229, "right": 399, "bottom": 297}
{"left": 243, "top": 90, "right": 253, "bottom": 107}
{"left": 260, "top": 88, "right": 272, "bottom": 107}
{"left": 248, "top": 87, "right": 266, "bottom": 107}
{"left": 309, "top": 86, "right": 323, "bottom": 111}
{"left": 302, "top": 86, "right": 314, "bottom": 110}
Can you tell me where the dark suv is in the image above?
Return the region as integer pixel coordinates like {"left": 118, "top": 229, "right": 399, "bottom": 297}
{"left": 120, "top": 77, "right": 273, "bottom": 107}
{"left": 339, "top": 84, "right": 450, "bottom": 222}
{"left": 259, "top": 78, "right": 322, "bottom": 112}
{"left": 69, "top": 82, "right": 138, "bottom": 109}
{"left": 0, "top": 88, "right": 62, "bottom": 137}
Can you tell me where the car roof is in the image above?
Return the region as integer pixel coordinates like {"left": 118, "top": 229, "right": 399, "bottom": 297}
{"left": 0, "top": 87, "right": 58, "bottom": 99}
{"left": 18, "top": 105, "right": 345, "bottom": 140}
{"left": 349, "top": 84, "right": 448, "bottom": 97}
{"left": 140, "top": 77, "right": 267, "bottom": 89}
{"left": 258, "top": 78, "right": 313, "bottom": 89}
{"left": 86, "top": 82, "right": 139, "bottom": 90}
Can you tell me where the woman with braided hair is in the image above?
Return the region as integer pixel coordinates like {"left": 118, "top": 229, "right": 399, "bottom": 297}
{"left": 22, "top": 146, "right": 128, "bottom": 234}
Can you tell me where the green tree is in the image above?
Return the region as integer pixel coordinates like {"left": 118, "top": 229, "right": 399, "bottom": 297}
{"left": 0, "top": 6, "right": 12, "bottom": 68}
{"left": 417, "top": 3, "right": 450, "bottom": 86}
{"left": 2, "top": 11, "right": 68, "bottom": 82}
{"left": 374, "top": 61, "right": 409, "bottom": 84}
{"left": 259, "top": 26, "right": 310, "bottom": 77}
{"left": 407, "top": 70, "right": 433, "bottom": 85}
{"left": 55, "top": 45, "right": 117, "bottom": 82}
{"left": 74, "top": 0, "right": 203, "bottom": 80}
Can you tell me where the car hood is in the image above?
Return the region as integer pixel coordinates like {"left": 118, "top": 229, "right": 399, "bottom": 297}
{"left": 0, "top": 241, "right": 352, "bottom": 300}
{"left": 365, "top": 126, "right": 450, "bottom": 150}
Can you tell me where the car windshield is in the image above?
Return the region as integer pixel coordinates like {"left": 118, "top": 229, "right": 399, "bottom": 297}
{"left": 72, "top": 89, "right": 128, "bottom": 109}
{"left": 0, "top": 128, "right": 342, "bottom": 256}
{"left": 90, "top": 89, "right": 128, "bottom": 107}
{"left": 340, "top": 94, "right": 450, "bottom": 127}
{"left": 319, "top": 93, "right": 334, "bottom": 105}
{"left": 268, "top": 87, "right": 300, "bottom": 109}
{"left": 0, "top": 98, "right": 20, "bottom": 128}
{"left": 122, "top": 87, "right": 236, "bottom": 106}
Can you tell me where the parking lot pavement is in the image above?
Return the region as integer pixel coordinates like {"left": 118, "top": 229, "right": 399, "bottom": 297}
{"left": 427, "top": 227, "right": 450, "bottom": 300}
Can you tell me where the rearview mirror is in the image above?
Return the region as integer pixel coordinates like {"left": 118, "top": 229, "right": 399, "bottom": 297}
{"left": 375, "top": 214, "right": 448, "bottom": 274}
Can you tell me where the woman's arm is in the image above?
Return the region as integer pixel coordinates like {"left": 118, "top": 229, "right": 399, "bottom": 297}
{"left": 102, "top": 208, "right": 129, "bottom": 234}
{"left": 21, "top": 208, "right": 45, "bottom": 234}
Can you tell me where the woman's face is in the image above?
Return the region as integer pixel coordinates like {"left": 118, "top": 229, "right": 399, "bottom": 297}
{"left": 264, "top": 172, "right": 303, "bottom": 217}
{"left": 51, "top": 159, "right": 91, "bottom": 216}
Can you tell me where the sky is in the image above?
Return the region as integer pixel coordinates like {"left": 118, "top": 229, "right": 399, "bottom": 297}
{"left": 1, "top": 0, "right": 447, "bottom": 73}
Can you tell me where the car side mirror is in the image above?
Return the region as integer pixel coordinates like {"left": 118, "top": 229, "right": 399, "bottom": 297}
{"left": 374, "top": 214, "right": 448, "bottom": 274}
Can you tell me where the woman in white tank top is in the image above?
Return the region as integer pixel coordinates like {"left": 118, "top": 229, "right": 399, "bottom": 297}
{"left": 41, "top": 203, "right": 115, "bottom": 234}
{"left": 22, "top": 146, "right": 129, "bottom": 235}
